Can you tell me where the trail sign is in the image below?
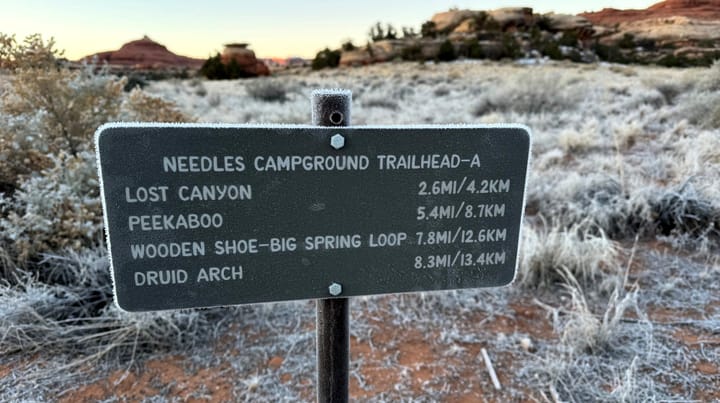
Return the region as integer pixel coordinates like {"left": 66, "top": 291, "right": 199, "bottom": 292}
{"left": 96, "top": 124, "right": 531, "bottom": 312}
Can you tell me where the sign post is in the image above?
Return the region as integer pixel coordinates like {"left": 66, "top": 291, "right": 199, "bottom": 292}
{"left": 312, "top": 89, "right": 351, "bottom": 403}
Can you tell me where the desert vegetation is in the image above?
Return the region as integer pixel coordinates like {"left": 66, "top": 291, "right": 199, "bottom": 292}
{"left": 314, "top": 8, "right": 720, "bottom": 69}
{"left": 1, "top": 32, "right": 719, "bottom": 401}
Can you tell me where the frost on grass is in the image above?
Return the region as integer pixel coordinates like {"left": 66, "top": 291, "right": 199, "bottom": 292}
{"left": 679, "top": 61, "right": 720, "bottom": 129}
{"left": 245, "top": 78, "right": 289, "bottom": 103}
{"left": 0, "top": 152, "right": 102, "bottom": 265}
{"left": 472, "top": 70, "right": 583, "bottom": 116}
{"left": 519, "top": 221, "right": 618, "bottom": 288}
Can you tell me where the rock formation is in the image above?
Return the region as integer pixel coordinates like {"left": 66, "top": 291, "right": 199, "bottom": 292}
{"left": 580, "top": 0, "right": 720, "bottom": 25}
{"left": 221, "top": 43, "right": 269, "bottom": 76}
{"left": 81, "top": 36, "right": 203, "bottom": 70}
{"left": 431, "top": 9, "right": 477, "bottom": 33}
{"left": 334, "top": 2, "right": 719, "bottom": 68}
{"left": 582, "top": 0, "right": 720, "bottom": 63}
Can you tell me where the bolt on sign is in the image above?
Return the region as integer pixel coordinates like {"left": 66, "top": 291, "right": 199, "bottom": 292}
{"left": 96, "top": 124, "right": 531, "bottom": 312}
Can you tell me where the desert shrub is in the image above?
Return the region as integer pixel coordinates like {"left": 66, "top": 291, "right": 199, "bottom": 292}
{"left": 0, "top": 34, "right": 193, "bottom": 265}
{"left": 472, "top": 70, "right": 581, "bottom": 115}
{"left": 652, "top": 81, "right": 686, "bottom": 104}
{"left": 199, "top": 53, "right": 226, "bottom": 79}
{"left": 421, "top": 21, "right": 438, "bottom": 38}
{"left": 500, "top": 34, "right": 522, "bottom": 59}
{"left": 557, "top": 128, "right": 595, "bottom": 152}
{"left": 618, "top": 33, "right": 636, "bottom": 49}
{"left": 535, "top": 15, "right": 553, "bottom": 31}
{"left": 245, "top": 79, "right": 288, "bottom": 102}
{"left": 527, "top": 174, "right": 654, "bottom": 238}
{"left": 401, "top": 43, "right": 424, "bottom": 61}
{"left": 341, "top": 40, "right": 356, "bottom": 51}
{"left": 122, "top": 73, "right": 147, "bottom": 91}
{"left": 194, "top": 83, "right": 208, "bottom": 97}
{"left": 436, "top": 40, "right": 457, "bottom": 62}
{"left": 558, "top": 31, "right": 579, "bottom": 47}
{"left": 200, "top": 53, "right": 257, "bottom": 80}
{"left": 0, "top": 68, "right": 190, "bottom": 188}
{"left": 0, "top": 35, "right": 123, "bottom": 188}
{"left": 699, "top": 59, "right": 720, "bottom": 91}
{"left": 460, "top": 38, "right": 484, "bottom": 59}
{"left": 636, "top": 38, "right": 656, "bottom": 51}
{"left": 0, "top": 152, "right": 103, "bottom": 265}
{"left": 2, "top": 64, "right": 124, "bottom": 156}
{"left": 681, "top": 64, "right": 720, "bottom": 128}
{"left": 652, "top": 184, "right": 720, "bottom": 241}
{"left": 656, "top": 53, "right": 692, "bottom": 68}
{"left": 594, "top": 42, "right": 627, "bottom": 64}
{"left": 540, "top": 39, "right": 563, "bottom": 60}
{"left": 311, "top": 48, "right": 341, "bottom": 70}
{"left": 0, "top": 33, "right": 60, "bottom": 70}
{"left": 207, "top": 93, "right": 221, "bottom": 107}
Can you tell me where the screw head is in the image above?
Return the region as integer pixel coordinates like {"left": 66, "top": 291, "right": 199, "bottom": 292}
{"left": 330, "top": 134, "right": 345, "bottom": 150}
{"left": 328, "top": 282, "right": 342, "bottom": 296}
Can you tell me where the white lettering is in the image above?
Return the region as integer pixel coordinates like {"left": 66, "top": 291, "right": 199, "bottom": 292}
{"left": 128, "top": 213, "right": 223, "bottom": 231}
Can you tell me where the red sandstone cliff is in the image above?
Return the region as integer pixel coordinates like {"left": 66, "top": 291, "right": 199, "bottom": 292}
{"left": 581, "top": 0, "right": 720, "bottom": 26}
{"left": 80, "top": 36, "right": 204, "bottom": 70}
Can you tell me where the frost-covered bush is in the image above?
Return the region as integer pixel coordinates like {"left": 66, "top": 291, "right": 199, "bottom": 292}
{"left": 0, "top": 152, "right": 102, "bottom": 264}
{"left": 0, "top": 33, "right": 193, "bottom": 188}
{"left": 527, "top": 173, "right": 654, "bottom": 238}
{"left": 245, "top": 79, "right": 288, "bottom": 102}
{"left": 0, "top": 34, "right": 193, "bottom": 267}
{"left": 679, "top": 61, "right": 720, "bottom": 128}
{"left": 0, "top": 33, "right": 59, "bottom": 70}
{"left": 653, "top": 183, "right": 720, "bottom": 245}
{"left": 2, "top": 64, "right": 125, "bottom": 156}
{"left": 473, "top": 70, "right": 582, "bottom": 116}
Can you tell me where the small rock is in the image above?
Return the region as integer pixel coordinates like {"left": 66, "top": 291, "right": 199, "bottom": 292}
{"left": 520, "top": 337, "right": 535, "bottom": 353}
{"left": 268, "top": 356, "right": 284, "bottom": 369}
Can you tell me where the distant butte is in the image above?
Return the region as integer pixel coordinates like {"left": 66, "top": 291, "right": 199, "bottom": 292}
{"left": 80, "top": 36, "right": 204, "bottom": 70}
{"left": 581, "top": 0, "right": 720, "bottom": 26}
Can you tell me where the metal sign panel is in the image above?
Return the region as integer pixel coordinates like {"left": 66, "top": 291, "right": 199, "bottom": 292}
{"left": 96, "top": 124, "right": 531, "bottom": 311}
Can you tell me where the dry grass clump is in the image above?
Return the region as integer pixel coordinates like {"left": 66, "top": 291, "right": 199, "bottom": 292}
{"left": 653, "top": 182, "right": 720, "bottom": 246}
{"left": 473, "top": 70, "right": 582, "bottom": 116}
{"left": 529, "top": 172, "right": 720, "bottom": 251}
{"left": 680, "top": 61, "right": 720, "bottom": 128}
{"left": 245, "top": 79, "right": 288, "bottom": 102}
{"left": 527, "top": 173, "right": 653, "bottom": 239}
{"left": 0, "top": 249, "right": 228, "bottom": 358}
{"left": 519, "top": 221, "right": 618, "bottom": 288}
{"left": 558, "top": 270, "right": 639, "bottom": 355}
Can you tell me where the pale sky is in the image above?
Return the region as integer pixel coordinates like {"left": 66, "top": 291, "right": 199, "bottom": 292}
{"left": 2, "top": 0, "right": 659, "bottom": 60}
